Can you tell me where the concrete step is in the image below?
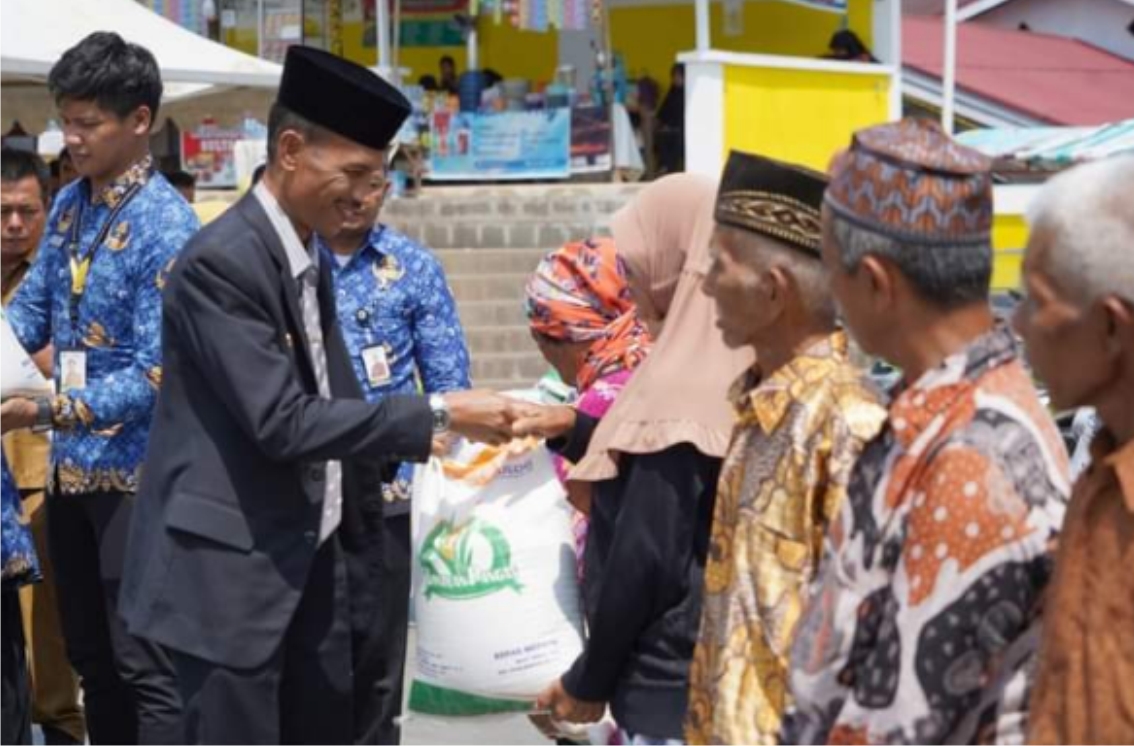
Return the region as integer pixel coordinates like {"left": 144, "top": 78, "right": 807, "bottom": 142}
{"left": 434, "top": 247, "right": 549, "bottom": 276}
{"left": 476, "top": 378, "right": 544, "bottom": 393}
{"left": 447, "top": 272, "right": 532, "bottom": 303}
{"left": 395, "top": 221, "right": 612, "bottom": 250}
{"left": 464, "top": 326, "right": 538, "bottom": 356}
{"left": 471, "top": 351, "right": 550, "bottom": 384}
{"left": 453, "top": 299, "right": 530, "bottom": 328}
{"left": 385, "top": 184, "right": 643, "bottom": 224}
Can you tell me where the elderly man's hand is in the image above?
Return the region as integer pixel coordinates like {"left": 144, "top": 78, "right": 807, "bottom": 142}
{"left": 442, "top": 390, "right": 519, "bottom": 446}
{"left": 510, "top": 403, "right": 577, "bottom": 441}
{"left": 534, "top": 677, "right": 604, "bottom": 725}
{"left": 1, "top": 398, "right": 38, "bottom": 434}
{"left": 431, "top": 432, "right": 457, "bottom": 457}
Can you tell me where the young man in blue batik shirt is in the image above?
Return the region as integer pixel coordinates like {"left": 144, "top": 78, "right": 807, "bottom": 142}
{"left": 0, "top": 32, "right": 199, "bottom": 745}
{"left": 316, "top": 159, "right": 471, "bottom": 745}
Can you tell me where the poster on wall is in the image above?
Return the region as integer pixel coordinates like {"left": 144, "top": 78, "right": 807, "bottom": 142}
{"left": 569, "top": 105, "right": 612, "bottom": 174}
{"left": 181, "top": 130, "right": 243, "bottom": 189}
{"left": 262, "top": 7, "right": 305, "bottom": 62}
{"left": 428, "top": 109, "right": 571, "bottom": 180}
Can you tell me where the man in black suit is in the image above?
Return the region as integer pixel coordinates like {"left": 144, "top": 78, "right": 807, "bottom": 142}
{"left": 119, "top": 47, "right": 516, "bottom": 744}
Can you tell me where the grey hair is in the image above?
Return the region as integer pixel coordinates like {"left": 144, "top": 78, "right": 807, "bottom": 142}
{"left": 829, "top": 213, "right": 992, "bottom": 309}
{"left": 1026, "top": 155, "right": 1134, "bottom": 305}
{"left": 738, "top": 231, "right": 837, "bottom": 324}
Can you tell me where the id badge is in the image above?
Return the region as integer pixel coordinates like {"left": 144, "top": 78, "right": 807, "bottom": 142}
{"left": 361, "top": 345, "right": 391, "bottom": 387}
{"left": 59, "top": 350, "right": 88, "bottom": 392}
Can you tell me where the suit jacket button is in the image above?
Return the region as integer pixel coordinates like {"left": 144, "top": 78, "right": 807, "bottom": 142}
{"left": 303, "top": 530, "right": 317, "bottom": 544}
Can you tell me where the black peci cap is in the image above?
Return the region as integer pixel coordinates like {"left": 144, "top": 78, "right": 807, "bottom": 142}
{"left": 715, "top": 150, "right": 828, "bottom": 256}
{"left": 278, "top": 46, "right": 411, "bottom": 151}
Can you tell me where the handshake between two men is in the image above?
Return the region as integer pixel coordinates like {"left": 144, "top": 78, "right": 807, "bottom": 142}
{"left": 439, "top": 390, "right": 579, "bottom": 447}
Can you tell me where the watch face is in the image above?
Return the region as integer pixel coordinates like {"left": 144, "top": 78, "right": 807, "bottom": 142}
{"left": 433, "top": 406, "right": 450, "bottom": 433}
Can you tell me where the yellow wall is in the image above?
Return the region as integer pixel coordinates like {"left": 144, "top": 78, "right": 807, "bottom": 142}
{"left": 479, "top": 22, "right": 560, "bottom": 81}
{"left": 722, "top": 64, "right": 889, "bottom": 172}
{"left": 710, "top": 0, "right": 871, "bottom": 56}
{"left": 992, "top": 214, "right": 1027, "bottom": 291}
{"left": 610, "top": 4, "right": 695, "bottom": 85}
{"left": 329, "top": 0, "right": 874, "bottom": 93}
{"left": 611, "top": 0, "right": 872, "bottom": 90}
{"left": 335, "top": 19, "right": 558, "bottom": 85}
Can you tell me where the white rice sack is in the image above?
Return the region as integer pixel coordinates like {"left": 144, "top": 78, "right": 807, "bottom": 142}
{"left": 409, "top": 436, "right": 584, "bottom": 716}
{"left": 1, "top": 307, "right": 51, "bottom": 401}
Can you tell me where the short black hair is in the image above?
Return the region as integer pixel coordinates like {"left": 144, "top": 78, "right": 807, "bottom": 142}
{"left": 164, "top": 170, "right": 196, "bottom": 189}
{"left": 251, "top": 163, "right": 267, "bottom": 186}
{"left": 418, "top": 74, "right": 439, "bottom": 91}
{"left": 266, "top": 101, "right": 327, "bottom": 164}
{"left": 440, "top": 55, "right": 456, "bottom": 67}
{"left": 1, "top": 148, "right": 50, "bottom": 204}
{"left": 48, "top": 32, "right": 163, "bottom": 124}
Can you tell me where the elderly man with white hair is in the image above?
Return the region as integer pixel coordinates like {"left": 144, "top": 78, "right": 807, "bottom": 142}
{"left": 1013, "top": 155, "right": 1134, "bottom": 745}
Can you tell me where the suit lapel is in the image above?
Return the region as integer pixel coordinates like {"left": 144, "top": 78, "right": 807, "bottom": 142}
{"left": 235, "top": 195, "right": 317, "bottom": 390}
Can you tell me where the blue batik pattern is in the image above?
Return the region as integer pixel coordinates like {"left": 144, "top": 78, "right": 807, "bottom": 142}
{"left": 6, "top": 157, "right": 200, "bottom": 494}
{"left": 317, "top": 224, "right": 471, "bottom": 509}
{"left": 1, "top": 453, "right": 39, "bottom": 589}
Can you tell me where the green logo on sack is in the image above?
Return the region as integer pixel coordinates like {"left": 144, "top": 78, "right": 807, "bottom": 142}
{"left": 419, "top": 517, "right": 522, "bottom": 600}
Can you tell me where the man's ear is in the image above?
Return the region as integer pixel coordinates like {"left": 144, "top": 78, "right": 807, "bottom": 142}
{"left": 130, "top": 105, "right": 153, "bottom": 136}
{"left": 1102, "top": 295, "right": 1134, "bottom": 357}
{"left": 767, "top": 265, "right": 795, "bottom": 317}
{"left": 860, "top": 254, "right": 896, "bottom": 312}
{"left": 276, "top": 130, "right": 306, "bottom": 173}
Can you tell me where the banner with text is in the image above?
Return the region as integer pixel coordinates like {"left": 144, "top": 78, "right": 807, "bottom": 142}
{"left": 428, "top": 109, "right": 571, "bottom": 181}
{"left": 181, "top": 130, "right": 242, "bottom": 189}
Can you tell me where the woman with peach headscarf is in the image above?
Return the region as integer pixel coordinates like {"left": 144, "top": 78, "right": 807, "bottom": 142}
{"left": 517, "top": 174, "right": 754, "bottom": 745}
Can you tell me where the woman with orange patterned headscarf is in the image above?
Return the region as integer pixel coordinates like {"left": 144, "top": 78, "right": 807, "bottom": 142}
{"left": 524, "top": 236, "right": 652, "bottom": 523}
{"left": 526, "top": 237, "right": 651, "bottom": 412}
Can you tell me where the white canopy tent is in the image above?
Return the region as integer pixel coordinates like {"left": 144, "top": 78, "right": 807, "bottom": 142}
{"left": 1, "top": 0, "right": 283, "bottom": 90}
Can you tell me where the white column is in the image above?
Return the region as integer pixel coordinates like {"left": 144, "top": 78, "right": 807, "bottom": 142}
{"left": 684, "top": 59, "right": 724, "bottom": 178}
{"left": 942, "top": 0, "right": 958, "bottom": 133}
{"left": 376, "top": 0, "right": 392, "bottom": 69}
{"left": 695, "top": 0, "right": 711, "bottom": 52}
{"left": 467, "top": 26, "right": 479, "bottom": 70}
{"left": 873, "top": 0, "right": 903, "bottom": 121}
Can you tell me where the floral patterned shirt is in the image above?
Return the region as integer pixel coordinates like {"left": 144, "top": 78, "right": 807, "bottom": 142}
{"left": 7, "top": 158, "right": 199, "bottom": 494}
{"left": 1, "top": 452, "right": 39, "bottom": 589}
{"left": 316, "top": 225, "right": 470, "bottom": 511}
{"left": 686, "top": 332, "right": 887, "bottom": 745}
{"left": 783, "top": 325, "right": 1069, "bottom": 745}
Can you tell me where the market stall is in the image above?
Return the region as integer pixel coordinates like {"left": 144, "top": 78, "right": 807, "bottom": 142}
{"left": 682, "top": 0, "right": 902, "bottom": 176}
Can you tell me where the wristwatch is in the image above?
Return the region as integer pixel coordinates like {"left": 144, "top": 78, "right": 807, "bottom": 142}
{"left": 32, "top": 396, "right": 53, "bottom": 433}
{"left": 428, "top": 394, "right": 451, "bottom": 435}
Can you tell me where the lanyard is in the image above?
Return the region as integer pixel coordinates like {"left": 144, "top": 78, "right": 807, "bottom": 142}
{"left": 67, "top": 174, "right": 149, "bottom": 335}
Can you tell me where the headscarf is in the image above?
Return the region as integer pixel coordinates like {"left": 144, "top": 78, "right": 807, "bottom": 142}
{"left": 571, "top": 173, "right": 755, "bottom": 483}
{"left": 525, "top": 237, "right": 652, "bottom": 392}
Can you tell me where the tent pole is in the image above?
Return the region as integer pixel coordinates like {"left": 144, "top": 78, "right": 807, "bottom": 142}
{"left": 695, "top": 0, "right": 709, "bottom": 52}
{"left": 600, "top": 0, "right": 616, "bottom": 183}
{"left": 942, "top": 0, "right": 957, "bottom": 134}
{"left": 377, "top": 0, "right": 392, "bottom": 69}
{"left": 392, "top": 0, "right": 402, "bottom": 84}
{"left": 257, "top": 0, "right": 265, "bottom": 58}
{"left": 467, "top": 25, "right": 479, "bottom": 70}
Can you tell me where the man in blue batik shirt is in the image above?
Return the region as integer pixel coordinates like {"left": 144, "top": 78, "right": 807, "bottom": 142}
{"left": 317, "top": 159, "right": 470, "bottom": 745}
{"left": 0, "top": 33, "right": 198, "bottom": 744}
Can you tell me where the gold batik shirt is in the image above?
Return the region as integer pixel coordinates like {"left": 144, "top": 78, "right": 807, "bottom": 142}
{"left": 686, "top": 331, "right": 886, "bottom": 745}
